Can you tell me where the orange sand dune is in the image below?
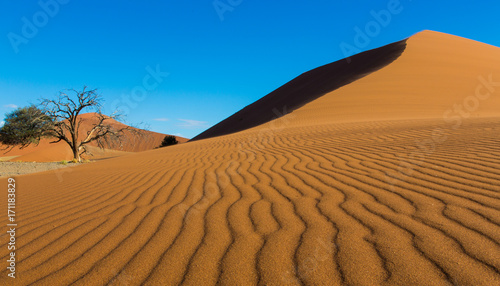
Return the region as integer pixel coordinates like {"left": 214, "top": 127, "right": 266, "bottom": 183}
{"left": 192, "top": 39, "right": 407, "bottom": 141}
{"left": 0, "top": 30, "right": 499, "bottom": 285}
{"left": 1, "top": 113, "right": 187, "bottom": 162}
{"left": 280, "top": 30, "right": 500, "bottom": 127}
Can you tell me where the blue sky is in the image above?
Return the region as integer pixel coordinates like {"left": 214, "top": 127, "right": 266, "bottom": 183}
{"left": 1, "top": 1, "right": 500, "bottom": 138}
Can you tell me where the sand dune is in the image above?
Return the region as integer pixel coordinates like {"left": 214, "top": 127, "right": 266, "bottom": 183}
{"left": 192, "top": 39, "right": 407, "bottom": 141}
{"left": 280, "top": 30, "right": 500, "bottom": 127}
{"left": 0, "top": 30, "right": 499, "bottom": 285}
{"left": 1, "top": 113, "right": 187, "bottom": 162}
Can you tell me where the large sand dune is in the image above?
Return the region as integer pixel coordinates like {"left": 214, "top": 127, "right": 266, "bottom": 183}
{"left": 0, "top": 30, "right": 499, "bottom": 285}
{"left": 192, "top": 39, "right": 407, "bottom": 141}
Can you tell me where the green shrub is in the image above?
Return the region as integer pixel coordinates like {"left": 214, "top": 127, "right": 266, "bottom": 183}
{"left": 159, "top": 135, "right": 178, "bottom": 148}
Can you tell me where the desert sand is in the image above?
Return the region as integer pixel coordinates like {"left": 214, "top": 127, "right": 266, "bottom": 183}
{"left": 0, "top": 30, "right": 499, "bottom": 285}
{"left": 0, "top": 162, "right": 73, "bottom": 178}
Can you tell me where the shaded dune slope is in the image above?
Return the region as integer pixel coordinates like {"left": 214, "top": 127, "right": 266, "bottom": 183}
{"left": 0, "top": 31, "right": 499, "bottom": 285}
{"left": 192, "top": 39, "right": 407, "bottom": 141}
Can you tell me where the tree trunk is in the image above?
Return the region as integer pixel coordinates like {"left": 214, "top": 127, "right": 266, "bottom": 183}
{"left": 71, "top": 129, "right": 81, "bottom": 162}
{"left": 72, "top": 145, "right": 81, "bottom": 162}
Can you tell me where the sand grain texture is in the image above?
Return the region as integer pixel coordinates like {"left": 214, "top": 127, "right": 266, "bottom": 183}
{"left": 0, "top": 31, "right": 499, "bottom": 285}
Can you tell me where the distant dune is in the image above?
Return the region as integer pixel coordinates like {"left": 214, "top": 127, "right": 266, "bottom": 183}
{"left": 0, "top": 113, "right": 187, "bottom": 162}
{"left": 0, "top": 31, "right": 499, "bottom": 285}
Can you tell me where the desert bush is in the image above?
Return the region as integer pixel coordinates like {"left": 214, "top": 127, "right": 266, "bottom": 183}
{"left": 0, "top": 106, "right": 53, "bottom": 148}
{"left": 159, "top": 135, "right": 178, "bottom": 148}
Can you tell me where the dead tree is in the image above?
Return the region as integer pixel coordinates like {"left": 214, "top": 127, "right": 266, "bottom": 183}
{"left": 39, "top": 87, "right": 146, "bottom": 161}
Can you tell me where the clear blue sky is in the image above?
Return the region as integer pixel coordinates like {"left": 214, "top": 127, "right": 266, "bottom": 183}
{"left": 1, "top": 1, "right": 499, "bottom": 138}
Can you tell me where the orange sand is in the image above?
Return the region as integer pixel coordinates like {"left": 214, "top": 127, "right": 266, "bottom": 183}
{"left": 0, "top": 30, "right": 499, "bottom": 285}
